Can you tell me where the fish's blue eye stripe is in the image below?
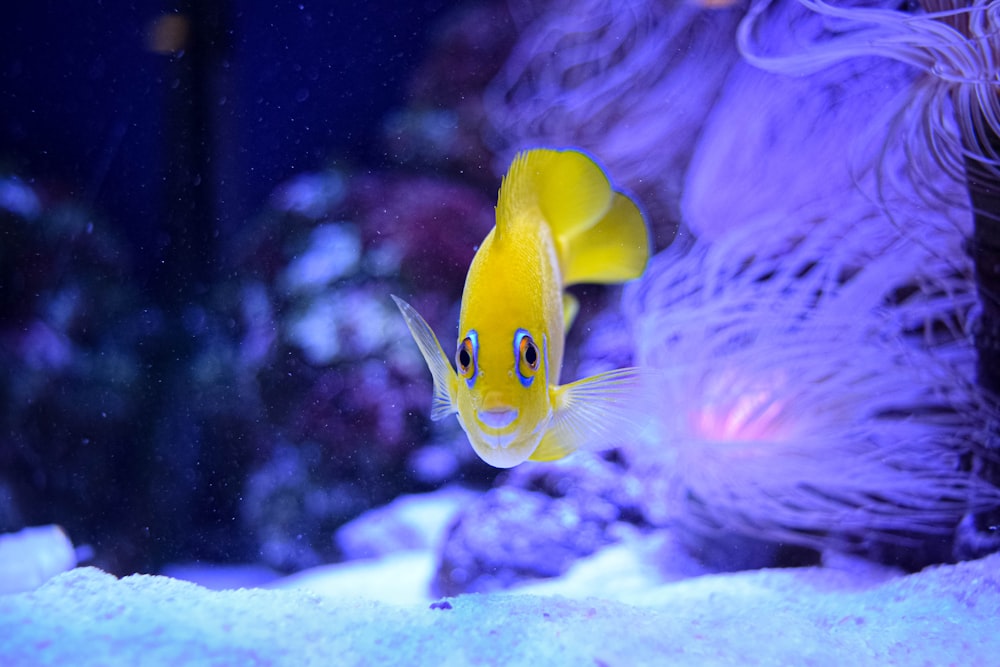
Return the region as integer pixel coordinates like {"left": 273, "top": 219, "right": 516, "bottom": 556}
{"left": 543, "top": 334, "right": 548, "bottom": 380}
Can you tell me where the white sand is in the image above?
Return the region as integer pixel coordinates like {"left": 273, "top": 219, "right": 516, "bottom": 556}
{"left": 1, "top": 548, "right": 996, "bottom": 666}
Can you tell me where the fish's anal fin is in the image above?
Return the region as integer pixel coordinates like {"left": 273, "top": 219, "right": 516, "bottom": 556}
{"left": 562, "top": 192, "right": 649, "bottom": 287}
{"left": 390, "top": 295, "right": 458, "bottom": 421}
{"left": 529, "top": 367, "right": 649, "bottom": 462}
{"left": 562, "top": 293, "right": 580, "bottom": 332}
{"left": 529, "top": 430, "right": 576, "bottom": 462}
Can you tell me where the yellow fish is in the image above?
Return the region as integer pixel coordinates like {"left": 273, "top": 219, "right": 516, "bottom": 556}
{"left": 392, "top": 148, "right": 650, "bottom": 468}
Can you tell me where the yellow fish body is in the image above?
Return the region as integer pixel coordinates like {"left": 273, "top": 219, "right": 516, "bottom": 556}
{"left": 392, "top": 148, "right": 650, "bottom": 468}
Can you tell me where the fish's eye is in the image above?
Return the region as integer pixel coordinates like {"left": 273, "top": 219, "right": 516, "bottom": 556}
{"left": 456, "top": 331, "right": 478, "bottom": 387}
{"left": 524, "top": 340, "right": 538, "bottom": 368}
{"left": 514, "top": 329, "right": 540, "bottom": 387}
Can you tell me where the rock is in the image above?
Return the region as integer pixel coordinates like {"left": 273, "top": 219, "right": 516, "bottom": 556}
{"left": 433, "top": 453, "right": 649, "bottom": 595}
{"left": 335, "top": 486, "right": 476, "bottom": 560}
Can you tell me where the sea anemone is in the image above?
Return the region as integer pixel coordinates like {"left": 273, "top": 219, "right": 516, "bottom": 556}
{"left": 728, "top": 0, "right": 1000, "bottom": 559}
{"left": 737, "top": 0, "right": 1000, "bottom": 222}
{"left": 623, "top": 210, "right": 1000, "bottom": 565}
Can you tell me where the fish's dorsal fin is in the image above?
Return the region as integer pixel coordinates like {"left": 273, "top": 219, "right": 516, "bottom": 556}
{"left": 497, "top": 148, "right": 611, "bottom": 245}
{"left": 528, "top": 367, "right": 649, "bottom": 462}
{"left": 497, "top": 148, "right": 649, "bottom": 289}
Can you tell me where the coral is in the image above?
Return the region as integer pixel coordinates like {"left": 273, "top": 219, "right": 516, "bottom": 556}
{"left": 349, "top": 173, "right": 495, "bottom": 293}
{"left": 0, "top": 162, "right": 501, "bottom": 575}
{"left": 1, "top": 0, "right": 515, "bottom": 575}
{"left": 0, "top": 177, "right": 153, "bottom": 573}
{"left": 241, "top": 444, "right": 372, "bottom": 571}
{"left": 334, "top": 486, "right": 476, "bottom": 561}
{"left": 731, "top": 0, "right": 1000, "bottom": 564}
{"left": 216, "top": 165, "right": 504, "bottom": 570}
{"left": 433, "top": 452, "right": 649, "bottom": 595}
{"left": 423, "top": 0, "right": 1000, "bottom": 579}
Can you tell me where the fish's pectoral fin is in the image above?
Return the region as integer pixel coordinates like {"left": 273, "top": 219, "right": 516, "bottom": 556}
{"left": 390, "top": 295, "right": 458, "bottom": 421}
{"left": 529, "top": 367, "right": 651, "bottom": 462}
{"left": 562, "top": 293, "right": 580, "bottom": 332}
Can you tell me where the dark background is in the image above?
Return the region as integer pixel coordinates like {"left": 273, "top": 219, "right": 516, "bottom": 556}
{"left": 0, "top": 0, "right": 492, "bottom": 575}
{"left": 0, "top": 0, "right": 457, "bottom": 264}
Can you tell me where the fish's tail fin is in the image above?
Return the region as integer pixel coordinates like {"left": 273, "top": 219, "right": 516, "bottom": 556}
{"left": 500, "top": 148, "right": 650, "bottom": 288}
{"left": 561, "top": 191, "right": 649, "bottom": 286}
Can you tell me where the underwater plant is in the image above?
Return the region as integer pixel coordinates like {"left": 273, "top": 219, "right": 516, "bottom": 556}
{"left": 738, "top": 0, "right": 999, "bottom": 191}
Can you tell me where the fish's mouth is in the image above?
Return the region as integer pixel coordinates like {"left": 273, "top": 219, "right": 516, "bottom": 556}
{"left": 477, "top": 408, "right": 519, "bottom": 430}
